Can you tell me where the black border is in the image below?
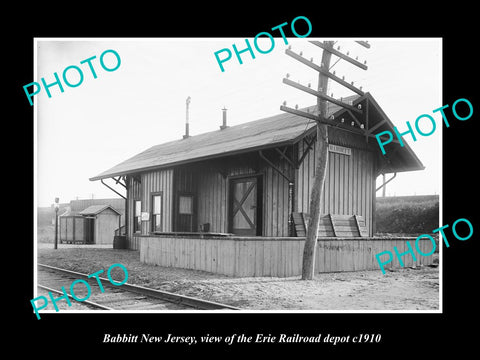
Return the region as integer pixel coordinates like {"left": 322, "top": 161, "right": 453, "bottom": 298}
{"left": 15, "top": 5, "right": 479, "bottom": 355}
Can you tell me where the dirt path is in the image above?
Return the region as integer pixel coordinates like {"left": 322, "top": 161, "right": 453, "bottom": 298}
{"left": 160, "top": 267, "right": 439, "bottom": 310}
{"left": 37, "top": 245, "right": 439, "bottom": 311}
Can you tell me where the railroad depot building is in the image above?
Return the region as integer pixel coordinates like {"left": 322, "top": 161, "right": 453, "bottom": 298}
{"left": 91, "top": 93, "right": 433, "bottom": 277}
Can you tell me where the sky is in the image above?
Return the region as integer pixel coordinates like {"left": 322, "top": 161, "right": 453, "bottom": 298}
{"left": 35, "top": 37, "right": 442, "bottom": 207}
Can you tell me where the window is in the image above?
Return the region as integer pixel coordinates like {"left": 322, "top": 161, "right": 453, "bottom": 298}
{"left": 175, "top": 193, "right": 195, "bottom": 232}
{"left": 179, "top": 195, "right": 193, "bottom": 215}
{"left": 151, "top": 193, "right": 163, "bottom": 232}
{"left": 134, "top": 200, "right": 141, "bottom": 233}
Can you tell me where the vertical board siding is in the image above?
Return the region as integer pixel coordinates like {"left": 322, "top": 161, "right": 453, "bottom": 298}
{"left": 60, "top": 216, "right": 86, "bottom": 243}
{"left": 127, "top": 175, "right": 140, "bottom": 249}
{"left": 127, "top": 169, "right": 174, "bottom": 250}
{"left": 197, "top": 168, "right": 227, "bottom": 233}
{"left": 262, "top": 153, "right": 291, "bottom": 237}
{"left": 295, "top": 137, "right": 374, "bottom": 236}
{"left": 184, "top": 153, "right": 291, "bottom": 237}
{"left": 74, "top": 217, "right": 84, "bottom": 240}
{"left": 66, "top": 218, "right": 74, "bottom": 241}
{"left": 138, "top": 236, "right": 433, "bottom": 277}
{"left": 95, "top": 212, "right": 119, "bottom": 245}
{"left": 127, "top": 151, "right": 294, "bottom": 244}
{"left": 129, "top": 133, "right": 376, "bottom": 252}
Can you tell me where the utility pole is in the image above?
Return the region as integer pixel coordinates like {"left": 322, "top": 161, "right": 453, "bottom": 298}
{"left": 300, "top": 41, "right": 333, "bottom": 280}
{"left": 281, "top": 40, "right": 369, "bottom": 280}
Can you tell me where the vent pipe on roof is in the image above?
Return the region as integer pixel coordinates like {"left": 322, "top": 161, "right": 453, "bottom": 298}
{"left": 220, "top": 107, "right": 228, "bottom": 130}
{"left": 183, "top": 96, "right": 191, "bottom": 139}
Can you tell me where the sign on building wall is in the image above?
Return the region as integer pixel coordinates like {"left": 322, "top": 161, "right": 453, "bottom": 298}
{"left": 328, "top": 144, "right": 352, "bottom": 156}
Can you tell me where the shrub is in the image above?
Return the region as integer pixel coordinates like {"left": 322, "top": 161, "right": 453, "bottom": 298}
{"left": 375, "top": 196, "right": 439, "bottom": 235}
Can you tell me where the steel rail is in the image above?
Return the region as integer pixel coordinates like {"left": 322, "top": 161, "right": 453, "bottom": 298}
{"left": 37, "top": 284, "right": 114, "bottom": 310}
{"left": 38, "top": 263, "right": 240, "bottom": 311}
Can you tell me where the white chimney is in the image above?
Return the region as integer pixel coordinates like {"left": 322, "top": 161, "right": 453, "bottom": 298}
{"left": 220, "top": 107, "right": 228, "bottom": 130}
{"left": 183, "top": 96, "right": 191, "bottom": 139}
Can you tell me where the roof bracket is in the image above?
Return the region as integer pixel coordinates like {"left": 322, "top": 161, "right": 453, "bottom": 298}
{"left": 218, "top": 168, "right": 229, "bottom": 179}
{"left": 376, "top": 172, "right": 397, "bottom": 192}
{"left": 101, "top": 178, "right": 127, "bottom": 200}
{"left": 298, "top": 136, "right": 315, "bottom": 168}
{"left": 275, "top": 146, "right": 296, "bottom": 168}
{"left": 114, "top": 176, "right": 127, "bottom": 189}
{"left": 259, "top": 150, "right": 293, "bottom": 183}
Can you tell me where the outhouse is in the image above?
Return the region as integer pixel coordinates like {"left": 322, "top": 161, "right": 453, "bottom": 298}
{"left": 78, "top": 205, "right": 121, "bottom": 245}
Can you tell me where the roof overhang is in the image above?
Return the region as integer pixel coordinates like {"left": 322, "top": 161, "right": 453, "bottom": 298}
{"left": 78, "top": 204, "right": 122, "bottom": 216}
{"left": 89, "top": 138, "right": 302, "bottom": 181}
{"left": 362, "top": 93, "right": 425, "bottom": 174}
{"left": 90, "top": 92, "right": 424, "bottom": 181}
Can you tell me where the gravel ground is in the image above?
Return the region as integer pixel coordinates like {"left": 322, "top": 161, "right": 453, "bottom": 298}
{"left": 36, "top": 243, "right": 440, "bottom": 311}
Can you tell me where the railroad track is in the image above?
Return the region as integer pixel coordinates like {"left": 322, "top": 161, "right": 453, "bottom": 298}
{"left": 37, "top": 264, "right": 240, "bottom": 311}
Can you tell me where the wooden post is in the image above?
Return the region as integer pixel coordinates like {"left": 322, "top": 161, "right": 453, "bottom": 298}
{"left": 302, "top": 125, "right": 329, "bottom": 279}
{"left": 301, "top": 41, "right": 333, "bottom": 280}
{"left": 54, "top": 207, "right": 59, "bottom": 249}
{"left": 382, "top": 173, "right": 386, "bottom": 197}
{"left": 125, "top": 176, "right": 128, "bottom": 238}
{"left": 282, "top": 40, "right": 369, "bottom": 279}
{"left": 288, "top": 182, "right": 295, "bottom": 236}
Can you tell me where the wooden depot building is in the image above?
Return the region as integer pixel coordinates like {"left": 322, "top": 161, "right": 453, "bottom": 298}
{"left": 90, "top": 93, "right": 434, "bottom": 277}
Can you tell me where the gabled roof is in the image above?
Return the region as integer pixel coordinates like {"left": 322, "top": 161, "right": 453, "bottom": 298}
{"left": 78, "top": 204, "right": 121, "bottom": 216}
{"left": 90, "top": 93, "right": 423, "bottom": 181}
{"left": 70, "top": 198, "right": 125, "bottom": 213}
{"left": 362, "top": 94, "right": 425, "bottom": 174}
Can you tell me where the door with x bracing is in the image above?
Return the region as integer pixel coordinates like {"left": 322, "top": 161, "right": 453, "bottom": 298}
{"left": 229, "top": 176, "right": 262, "bottom": 236}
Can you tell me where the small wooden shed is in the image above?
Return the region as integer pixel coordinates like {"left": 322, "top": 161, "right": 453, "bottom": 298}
{"left": 79, "top": 205, "right": 121, "bottom": 245}
{"left": 59, "top": 215, "right": 87, "bottom": 244}
{"left": 60, "top": 205, "right": 121, "bottom": 245}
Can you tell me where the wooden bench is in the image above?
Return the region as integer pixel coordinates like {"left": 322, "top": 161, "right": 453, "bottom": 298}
{"left": 292, "top": 212, "right": 368, "bottom": 237}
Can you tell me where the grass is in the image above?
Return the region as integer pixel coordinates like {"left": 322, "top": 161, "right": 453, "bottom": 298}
{"left": 375, "top": 195, "right": 439, "bottom": 235}
{"left": 37, "top": 224, "right": 55, "bottom": 243}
